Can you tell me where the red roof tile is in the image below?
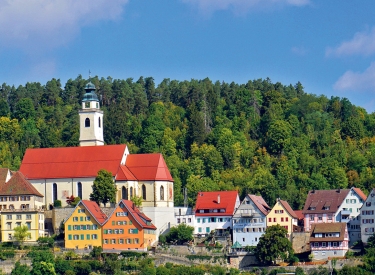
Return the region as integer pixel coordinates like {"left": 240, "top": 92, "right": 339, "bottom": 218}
{"left": 81, "top": 200, "right": 107, "bottom": 225}
{"left": 116, "top": 166, "right": 137, "bottom": 181}
{"left": 353, "top": 187, "right": 367, "bottom": 201}
{"left": 248, "top": 194, "right": 270, "bottom": 216}
{"left": 19, "top": 145, "right": 127, "bottom": 179}
{"left": 0, "top": 172, "right": 43, "bottom": 197}
{"left": 122, "top": 154, "right": 173, "bottom": 181}
{"left": 279, "top": 199, "right": 298, "bottom": 219}
{"left": 195, "top": 191, "right": 239, "bottom": 216}
{"left": 294, "top": 210, "right": 304, "bottom": 220}
{"left": 119, "top": 200, "right": 156, "bottom": 229}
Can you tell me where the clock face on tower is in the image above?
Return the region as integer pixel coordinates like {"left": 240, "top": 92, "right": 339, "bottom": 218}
{"left": 85, "top": 102, "right": 90, "bottom": 108}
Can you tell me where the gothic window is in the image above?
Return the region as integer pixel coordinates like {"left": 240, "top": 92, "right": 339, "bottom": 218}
{"left": 130, "top": 187, "right": 133, "bottom": 198}
{"left": 53, "top": 183, "right": 57, "bottom": 202}
{"left": 85, "top": 118, "right": 90, "bottom": 127}
{"left": 98, "top": 117, "right": 101, "bottom": 128}
{"left": 77, "top": 182, "right": 82, "bottom": 199}
{"left": 142, "top": 184, "right": 146, "bottom": 200}
{"left": 160, "top": 186, "right": 164, "bottom": 200}
{"left": 122, "top": 186, "right": 128, "bottom": 200}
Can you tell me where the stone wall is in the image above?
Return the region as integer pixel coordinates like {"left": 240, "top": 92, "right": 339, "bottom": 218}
{"left": 292, "top": 232, "right": 311, "bottom": 254}
{"left": 52, "top": 207, "right": 75, "bottom": 234}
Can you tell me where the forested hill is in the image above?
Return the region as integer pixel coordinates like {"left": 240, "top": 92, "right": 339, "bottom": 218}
{"left": 1, "top": 76, "right": 375, "bottom": 209}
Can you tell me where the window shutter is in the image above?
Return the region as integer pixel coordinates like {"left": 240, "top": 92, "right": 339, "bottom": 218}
{"left": 112, "top": 221, "right": 115, "bottom": 225}
{"left": 80, "top": 217, "right": 83, "bottom": 221}
{"left": 68, "top": 235, "right": 72, "bottom": 240}
{"left": 104, "top": 229, "right": 108, "bottom": 234}
{"left": 68, "top": 225, "right": 71, "bottom": 230}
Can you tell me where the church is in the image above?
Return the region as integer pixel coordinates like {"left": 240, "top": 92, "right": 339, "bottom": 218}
{"left": 19, "top": 82, "right": 175, "bottom": 234}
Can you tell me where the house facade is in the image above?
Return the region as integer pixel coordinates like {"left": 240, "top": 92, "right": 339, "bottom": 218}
{"left": 102, "top": 200, "right": 157, "bottom": 251}
{"left": 303, "top": 188, "right": 366, "bottom": 245}
{"left": 309, "top": 223, "right": 349, "bottom": 260}
{"left": 266, "top": 198, "right": 298, "bottom": 238}
{"left": 0, "top": 170, "right": 45, "bottom": 242}
{"left": 232, "top": 194, "right": 270, "bottom": 247}
{"left": 64, "top": 200, "right": 107, "bottom": 249}
{"left": 360, "top": 189, "right": 375, "bottom": 244}
{"left": 194, "top": 191, "right": 240, "bottom": 236}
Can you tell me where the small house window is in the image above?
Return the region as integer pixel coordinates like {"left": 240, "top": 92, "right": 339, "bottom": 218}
{"left": 98, "top": 117, "right": 101, "bottom": 128}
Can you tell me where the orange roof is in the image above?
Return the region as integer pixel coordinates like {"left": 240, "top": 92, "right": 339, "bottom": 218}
{"left": 118, "top": 200, "right": 156, "bottom": 230}
{"left": 195, "top": 191, "right": 239, "bottom": 216}
{"left": 0, "top": 171, "right": 43, "bottom": 197}
{"left": 118, "top": 154, "right": 173, "bottom": 181}
{"left": 19, "top": 145, "right": 127, "bottom": 179}
{"left": 81, "top": 200, "right": 107, "bottom": 225}
{"left": 353, "top": 187, "right": 367, "bottom": 201}
{"left": 116, "top": 166, "right": 137, "bottom": 181}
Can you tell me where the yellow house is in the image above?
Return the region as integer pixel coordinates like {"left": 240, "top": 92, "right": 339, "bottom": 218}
{"left": 0, "top": 170, "right": 45, "bottom": 242}
{"left": 64, "top": 200, "right": 107, "bottom": 249}
{"left": 266, "top": 198, "right": 298, "bottom": 238}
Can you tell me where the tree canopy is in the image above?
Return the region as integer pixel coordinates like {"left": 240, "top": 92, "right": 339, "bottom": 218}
{"left": 90, "top": 169, "right": 116, "bottom": 207}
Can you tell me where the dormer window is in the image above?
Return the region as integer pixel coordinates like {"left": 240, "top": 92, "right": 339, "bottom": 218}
{"left": 309, "top": 207, "right": 316, "bottom": 210}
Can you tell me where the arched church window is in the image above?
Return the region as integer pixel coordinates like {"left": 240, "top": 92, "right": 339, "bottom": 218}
{"left": 142, "top": 184, "right": 146, "bottom": 200}
{"left": 122, "top": 186, "right": 128, "bottom": 200}
{"left": 98, "top": 117, "right": 101, "bottom": 128}
{"left": 53, "top": 183, "right": 57, "bottom": 202}
{"left": 130, "top": 187, "right": 133, "bottom": 198}
{"left": 85, "top": 118, "right": 90, "bottom": 127}
{"left": 77, "top": 182, "right": 82, "bottom": 199}
{"left": 160, "top": 186, "right": 164, "bottom": 200}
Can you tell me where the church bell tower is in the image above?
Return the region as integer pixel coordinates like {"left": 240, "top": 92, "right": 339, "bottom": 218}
{"left": 79, "top": 82, "right": 104, "bottom": 146}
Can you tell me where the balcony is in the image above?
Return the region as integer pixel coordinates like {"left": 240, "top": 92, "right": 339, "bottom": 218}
{"left": 240, "top": 212, "right": 253, "bottom": 217}
{"left": 341, "top": 209, "right": 351, "bottom": 216}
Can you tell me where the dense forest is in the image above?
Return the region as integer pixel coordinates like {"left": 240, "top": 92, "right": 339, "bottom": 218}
{"left": 1, "top": 76, "right": 375, "bottom": 209}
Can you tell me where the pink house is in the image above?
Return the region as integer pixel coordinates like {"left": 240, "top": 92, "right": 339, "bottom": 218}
{"left": 309, "top": 223, "right": 349, "bottom": 260}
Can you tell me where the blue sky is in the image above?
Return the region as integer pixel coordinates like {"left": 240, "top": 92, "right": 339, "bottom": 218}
{"left": 1, "top": 0, "right": 375, "bottom": 111}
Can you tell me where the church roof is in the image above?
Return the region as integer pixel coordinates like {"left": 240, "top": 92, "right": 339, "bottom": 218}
{"left": 19, "top": 145, "right": 127, "bottom": 179}
{"left": 0, "top": 171, "right": 43, "bottom": 197}
{"left": 117, "top": 154, "right": 173, "bottom": 181}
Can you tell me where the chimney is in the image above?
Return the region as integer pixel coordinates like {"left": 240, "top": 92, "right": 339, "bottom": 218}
{"left": 218, "top": 194, "right": 220, "bottom": 204}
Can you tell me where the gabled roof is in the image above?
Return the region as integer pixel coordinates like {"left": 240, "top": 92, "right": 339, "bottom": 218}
{"left": 115, "top": 200, "right": 156, "bottom": 230}
{"left": 302, "top": 189, "right": 350, "bottom": 215}
{"left": 195, "top": 191, "right": 239, "bottom": 216}
{"left": 19, "top": 145, "right": 127, "bottom": 179}
{"left": 248, "top": 194, "right": 271, "bottom": 216}
{"left": 278, "top": 199, "right": 298, "bottom": 219}
{"left": 294, "top": 210, "right": 304, "bottom": 221}
{"left": 0, "top": 171, "right": 43, "bottom": 197}
{"left": 309, "top": 222, "right": 347, "bottom": 242}
{"left": 80, "top": 200, "right": 107, "bottom": 225}
{"left": 353, "top": 187, "right": 367, "bottom": 201}
{"left": 116, "top": 166, "right": 137, "bottom": 181}
{"left": 119, "top": 154, "right": 173, "bottom": 181}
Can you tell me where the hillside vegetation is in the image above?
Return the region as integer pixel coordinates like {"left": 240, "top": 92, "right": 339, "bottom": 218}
{"left": 1, "top": 76, "right": 375, "bottom": 209}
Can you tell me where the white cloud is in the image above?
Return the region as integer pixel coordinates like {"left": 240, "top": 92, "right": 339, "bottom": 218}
{"left": 0, "top": 0, "right": 128, "bottom": 52}
{"left": 181, "top": 0, "right": 310, "bottom": 15}
{"left": 334, "top": 62, "right": 375, "bottom": 91}
{"left": 326, "top": 27, "right": 375, "bottom": 57}
{"left": 291, "top": 46, "right": 308, "bottom": 56}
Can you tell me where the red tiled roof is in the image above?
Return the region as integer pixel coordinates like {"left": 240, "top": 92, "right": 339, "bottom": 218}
{"left": 81, "top": 200, "right": 107, "bottom": 225}
{"left": 0, "top": 172, "right": 43, "bottom": 197}
{"left": 353, "top": 187, "right": 367, "bottom": 201}
{"left": 195, "top": 191, "right": 239, "bottom": 216}
{"left": 294, "top": 210, "right": 304, "bottom": 220}
{"left": 121, "top": 154, "right": 173, "bottom": 181}
{"left": 116, "top": 166, "right": 137, "bottom": 181}
{"left": 19, "top": 145, "right": 127, "bottom": 179}
{"left": 120, "top": 200, "right": 156, "bottom": 230}
{"left": 279, "top": 199, "right": 298, "bottom": 219}
{"left": 302, "top": 189, "right": 350, "bottom": 215}
{"left": 248, "top": 194, "right": 270, "bottom": 216}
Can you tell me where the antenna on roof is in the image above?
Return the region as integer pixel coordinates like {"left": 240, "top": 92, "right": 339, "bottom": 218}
{"left": 89, "top": 69, "right": 91, "bottom": 81}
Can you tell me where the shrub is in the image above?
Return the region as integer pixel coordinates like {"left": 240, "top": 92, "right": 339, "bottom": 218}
{"left": 54, "top": 200, "right": 62, "bottom": 207}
